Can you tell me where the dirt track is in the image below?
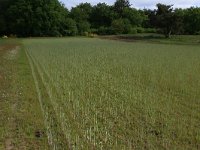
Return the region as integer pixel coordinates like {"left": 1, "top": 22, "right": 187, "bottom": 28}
{"left": 0, "top": 45, "right": 18, "bottom": 51}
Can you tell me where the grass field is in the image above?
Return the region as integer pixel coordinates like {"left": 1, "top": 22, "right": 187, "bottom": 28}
{"left": 1, "top": 37, "right": 200, "bottom": 149}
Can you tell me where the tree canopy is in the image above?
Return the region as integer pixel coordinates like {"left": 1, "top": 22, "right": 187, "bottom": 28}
{"left": 155, "top": 4, "right": 174, "bottom": 38}
{"left": 0, "top": 0, "right": 200, "bottom": 37}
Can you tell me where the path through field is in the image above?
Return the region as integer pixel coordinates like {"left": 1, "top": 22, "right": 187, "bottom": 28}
{"left": 0, "top": 40, "right": 49, "bottom": 149}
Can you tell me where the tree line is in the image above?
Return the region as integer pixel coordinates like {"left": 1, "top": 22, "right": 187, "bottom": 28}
{"left": 0, "top": 0, "right": 200, "bottom": 37}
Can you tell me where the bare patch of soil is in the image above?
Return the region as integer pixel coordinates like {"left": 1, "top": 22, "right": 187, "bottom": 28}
{"left": 5, "top": 139, "right": 14, "bottom": 150}
{"left": 35, "top": 130, "right": 45, "bottom": 138}
{"left": 99, "top": 35, "right": 138, "bottom": 42}
{"left": 0, "top": 45, "right": 18, "bottom": 51}
{"left": 98, "top": 35, "right": 166, "bottom": 44}
{"left": 4, "top": 46, "right": 19, "bottom": 60}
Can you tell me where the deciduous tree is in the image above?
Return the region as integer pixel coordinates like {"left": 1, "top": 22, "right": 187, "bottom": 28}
{"left": 155, "top": 3, "right": 174, "bottom": 38}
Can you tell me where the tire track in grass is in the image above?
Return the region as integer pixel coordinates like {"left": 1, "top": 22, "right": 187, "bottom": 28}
{"left": 28, "top": 52, "right": 76, "bottom": 149}
{"left": 33, "top": 56, "right": 126, "bottom": 146}
{"left": 34, "top": 53, "right": 97, "bottom": 149}
{"left": 28, "top": 49, "right": 104, "bottom": 147}
{"left": 30, "top": 51, "right": 144, "bottom": 146}
{"left": 27, "top": 50, "right": 95, "bottom": 149}
{"left": 29, "top": 52, "right": 152, "bottom": 149}
{"left": 25, "top": 39, "right": 200, "bottom": 149}
{"left": 29, "top": 49, "right": 180, "bottom": 149}
{"left": 28, "top": 50, "right": 119, "bottom": 149}
{"left": 28, "top": 50, "right": 73, "bottom": 149}
{"left": 26, "top": 50, "right": 53, "bottom": 147}
{"left": 29, "top": 48, "right": 199, "bottom": 149}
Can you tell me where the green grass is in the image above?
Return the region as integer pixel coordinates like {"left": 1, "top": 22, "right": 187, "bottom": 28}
{"left": 23, "top": 37, "right": 200, "bottom": 149}
{"left": 0, "top": 40, "right": 49, "bottom": 149}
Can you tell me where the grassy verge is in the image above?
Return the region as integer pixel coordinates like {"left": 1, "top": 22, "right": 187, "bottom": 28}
{"left": 0, "top": 39, "right": 49, "bottom": 149}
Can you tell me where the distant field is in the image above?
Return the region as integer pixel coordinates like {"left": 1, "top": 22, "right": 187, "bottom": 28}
{"left": 23, "top": 37, "right": 200, "bottom": 149}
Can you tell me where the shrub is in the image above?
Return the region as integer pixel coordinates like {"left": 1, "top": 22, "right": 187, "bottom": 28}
{"left": 78, "top": 21, "right": 91, "bottom": 35}
{"left": 98, "top": 26, "right": 114, "bottom": 35}
{"left": 63, "top": 18, "right": 78, "bottom": 36}
{"left": 82, "top": 32, "right": 89, "bottom": 36}
{"left": 123, "top": 19, "right": 132, "bottom": 34}
{"left": 144, "top": 28, "right": 157, "bottom": 33}
{"left": 136, "top": 27, "right": 145, "bottom": 33}
{"left": 130, "top": 27, "right": 157, "bottom": 34}
{"left": 111, "top": 19, "right": 132, "bottom": 34}
{"left": 88, "top": 33, "right": 98, "bottom": 38}
{"left": 111, "top": 19, "right": 124, "bottom": 34}
{"left": 48, "top": 30, "right": 62, "bottom": 37}
{"left": 130, "top": 28, "right": 137, "bottom": 34}
{"left": 195, "top": 31, "right": 200, "bottom": 35}
{"left": 90, "top": 28, "right": 98, "bottom": 34}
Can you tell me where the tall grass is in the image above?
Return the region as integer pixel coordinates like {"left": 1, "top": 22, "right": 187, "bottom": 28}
{"left": 24, "top": 38, "right": 200, "bottom": 149}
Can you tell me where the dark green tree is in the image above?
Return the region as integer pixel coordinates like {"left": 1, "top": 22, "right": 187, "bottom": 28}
{"left": 155, "top": 3, "right": 174, "bottom": 38}
{"left": 90, "top": 3, "right": 114, "bottom": 28}
{"left": 1, "top": 0, "right": 200, "bottom": 36}
{"left": 142, "top": 9, "right": 157, "bottom": 28}
{"left": 0, "top": 0, "right": 13, "bottom": 35}
{"left": 184, "top": 7, "right": 200, "bottom": 34}
{"left": 6, "top": 0, "right": 69, "bottom": 36}
{"left": 77, "top": 21, "right": 91, "bottom": 35}
{"left": 172, "top": 8, "right": 185, "bottom": 34}
{"left": 70, "top": 3, "right": 92, "bottom": 22}
{"left": 114, "top": 0, "right": 131, "bottom": 17}
{"left": 70, "top": 3, "right": 92, "bottom": 34}
{"left": 111, "top": 18, "right": 131, "bottom": 34}
{"left": 122, "top": 8, "right": 146, "bottom": 27}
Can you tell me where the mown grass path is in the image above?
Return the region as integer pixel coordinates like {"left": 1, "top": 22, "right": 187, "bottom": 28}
{"left": 0, "top": 39, "right": 49, "bottom": 149}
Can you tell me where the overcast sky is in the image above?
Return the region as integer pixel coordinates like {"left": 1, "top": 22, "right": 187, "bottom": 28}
{"left": 61, "top": 0, "right": 200, "bottom": 9}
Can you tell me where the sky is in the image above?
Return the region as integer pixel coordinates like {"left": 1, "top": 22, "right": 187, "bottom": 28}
{"left": 61, "top": 0, "right": 200, "bottom": 10}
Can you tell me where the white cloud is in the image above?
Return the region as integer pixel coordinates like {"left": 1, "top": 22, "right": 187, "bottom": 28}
{"left": 134, "top": 0, "right": 200, "bottom": 9}
{"left": 61, "top": 0, "right": 200, "bottom": 9}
